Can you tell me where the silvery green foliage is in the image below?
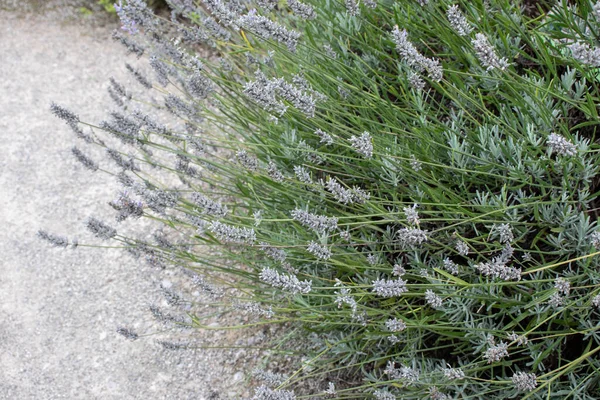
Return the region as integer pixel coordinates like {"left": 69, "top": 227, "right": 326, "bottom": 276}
{"left": 48, "top": 0, "right": 600, "bottom": 397}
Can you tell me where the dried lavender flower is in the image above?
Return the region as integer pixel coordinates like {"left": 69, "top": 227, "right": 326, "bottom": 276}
{"left": 392, "top": 263, "right": 406, "bottom": 276}
{"left": 307, "top": 241, "right": 332, "bottom": 260}
{"left": 491, "top": 223, "right": 514, "bottom": 244}
{"left": 116, "top": 327, "right": 138, "bottom": 340}
{"left": 50, "top": 102, "right": 79, "bottom": 125}
{"left": 323, "top": 44, "right": 337, "bottom": 59}
{"left": 483, "top": 341, "right": 509, "bottom": 363}
{"left": 592, "top": 294, "right": 600, "bottom": 308}
{"left": 443, "top": 365, "right": 465, "bottom": 380}
{"left": 511, "top": 371, "right": 538, "bottom": 392}
{"left": 291, "top": 208, "right": 338, "bottom": 235}
{"left": 186, "top": 73, "right": 214, "bottom": 100}
{"left": 149, "top": 55, "right": 170, "bottom": 87}
{"left": 71, "top": 147, "right": 98, "bottom": 172}
{"left": 325, "top": 177, "right": 370, "bottom": 204}
{"left": 383, "top": 361, "right": 420, "bottom": 384}
{"left": 455, "top": 240, "right": 469, "bottom": 255}
{"left": 288, "top": 0, "right": 316, "bottom": 20}
{"left": 590, "top": 231, "right": 600, "bottom": 249}
{"left": 294, "top": 165, "right": 312, "bottom": 184}
{"left": 567, "top": 42, "right": 600, "bottom": 67}
{"left": 209, "top": 221, "right": 256, "bottom": 244}
{"left": 396, "top": 227, "right": 428, "bottom": 247}
{"left": 471, "top": 33, "right": 510, "bottom": 71}
{"left": 372, "top": 278, "right": 408, "bottom": 297}
{"left": 474, "top": 245, "right": 521, "bottom": 281}
{"left": 244, "top": 70, "right": 287, "bottom": 116}
{"left": 252, "top": 368, "right": 289, "bottom": 387}
{"left": 442, "top": 257, "right": 459, "bottom": 275}
{"left": 315, "top": 128, "right": 333, "bottom": 146}
{"left": 373, "top": 390, "right": 395, "bottom": 400}
{"left": 112, "top": 31, "right": 145, "bottom": 57}
{"left": 345, "top": 0, "right": 359, "bottom": 16}
{"left": 237, "top": 10, "right": 301, "bottom": 52}
{"left": 191, "top": 193, "right": 228, "bottom": 217}
{"left": 408, "top": 72, "right": 425, "bottom": 91}
{"left": 425, "top": 289, "right": 443, "bottom": 308}
{"left": 403, "top": 203, "right": 420, "bottom": 225}
{"left": 386, "top": 317, "right": 407, "bottom": 332}
{"left": 349, "top": 131, "right": 373, "bottom": 158}
{"left": 85, "top": 217, "right": 117, "bottom": 240}
{"left": 410, "top": 155, "right": 422, "bottom": 171}
{"left": 367, "top": 253, "right": 378, "bottom": 265}
{"left": 507, "top": 332, "right": 528, "bottom": 346}
{"left": 554, "top": 277, "right": 571, "bottom": 296}
{"left": 259, "top": 267, "right": 312, "bottom": 294}
{"left": 547, "top": 132, "right": 577, "bottom": 156}
{"left": 268, "top": 161, "right": 285, "bottom": 183}
{"left": 324, "top": 382, "right": 337, "bottom": 396}
{"left": 109, "top": 191, "right": 144, "bottom": 221}
{"left": 106, "top": 149, "right": 139, "bottom": 171}
{"left": 548, "top": 292, "right": 564, "bottom": 308}
{"left": 236, "top": 150, "right": 259, "bottom": 171}
{"left": 446, "top": 5, "right": 472, "bottom": 36}
{"left": 251, "top": 385, "right": 296, "bottom": 400}
{"left": 391, "top": 26, "right": 443, "bottom": 81}
{"left": 37, "top": 230, "right": 69, "bottom": 248}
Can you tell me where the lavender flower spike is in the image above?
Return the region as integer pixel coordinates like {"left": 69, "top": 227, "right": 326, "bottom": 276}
{"left": 349, "top": 131, "right": 373, "bottom": 158}
{"left": 471, "top": 33, "right": 510, "bottom": 71}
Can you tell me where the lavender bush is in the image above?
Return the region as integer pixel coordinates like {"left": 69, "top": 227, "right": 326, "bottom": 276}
{"left": 43, "top": 0, "right": 600, "bottom": 398}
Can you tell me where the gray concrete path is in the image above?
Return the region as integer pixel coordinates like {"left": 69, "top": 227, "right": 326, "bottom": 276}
{"left": 0, "top": 9, "right": 251, "bottom": 400}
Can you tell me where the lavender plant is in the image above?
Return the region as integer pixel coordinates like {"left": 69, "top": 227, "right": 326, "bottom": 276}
{"left": 43, "top": 0, "right": 600, "bottom": 398}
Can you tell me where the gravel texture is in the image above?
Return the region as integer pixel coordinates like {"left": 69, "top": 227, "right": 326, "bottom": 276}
{"left": 0, "top": 5, "right": 260, "bottom": 399}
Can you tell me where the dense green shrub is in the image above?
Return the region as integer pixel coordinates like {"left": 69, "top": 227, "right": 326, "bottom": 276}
{"left": 46, "top": 0, "right": 600, "bottom": 398}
